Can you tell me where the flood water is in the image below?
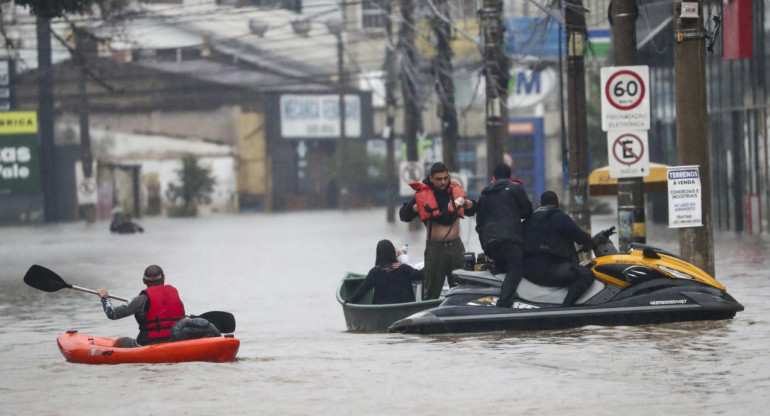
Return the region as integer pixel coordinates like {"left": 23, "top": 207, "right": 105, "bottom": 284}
{"left": 1, "top": 209, "right": 768, "bottom": 415}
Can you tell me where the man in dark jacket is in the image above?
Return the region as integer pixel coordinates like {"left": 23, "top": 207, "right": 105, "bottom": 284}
{"left": 475, "top": 163, "right": 533, "bottom": 308}
{"left": 523, "top": 191, "right": 595, "bottom": 306}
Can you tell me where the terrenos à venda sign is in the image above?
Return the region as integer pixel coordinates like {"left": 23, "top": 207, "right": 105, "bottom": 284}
{"left": 667, "top": 165, "right": 702, "bottom": 228}
{"left": 0, "top": 111, "right": 40, "bottom": 194}
{"left": 507, "top": 68, "right": 557, "bottom": 108}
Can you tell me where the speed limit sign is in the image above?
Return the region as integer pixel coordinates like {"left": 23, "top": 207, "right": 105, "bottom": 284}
{"left": 601, "top": 66, "right": 650, "bottom": 131}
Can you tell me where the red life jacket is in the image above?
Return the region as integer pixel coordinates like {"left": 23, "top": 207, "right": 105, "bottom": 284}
{"left": 140, "top": 285, "right": 185, "bottom": 342}
{"left": 409, "top": 181, "right": 466, "bottom": 221}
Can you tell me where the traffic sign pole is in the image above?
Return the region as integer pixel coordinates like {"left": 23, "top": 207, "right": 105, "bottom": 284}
{"left": 609, "top": 0, "right": 645, "bottom": 251}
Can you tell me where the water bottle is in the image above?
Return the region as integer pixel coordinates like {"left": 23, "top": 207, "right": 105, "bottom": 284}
{"left": 398, "top": 244, "right": 410, "bottom": 264}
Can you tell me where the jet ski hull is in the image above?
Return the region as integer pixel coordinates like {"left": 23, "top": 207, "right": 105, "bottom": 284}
{"left": 389, "top": 282, "right": 744, "bottom": 335}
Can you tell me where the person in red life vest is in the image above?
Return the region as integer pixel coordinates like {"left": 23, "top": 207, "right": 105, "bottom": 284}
{"left": 475, "top": 163, "right": 533, "bottom": 308}
{"left": 96, "top": 265, "right": 185, "bottom": 348}
{"left": 399, "top": 162, "right": 477, "bottom": 300}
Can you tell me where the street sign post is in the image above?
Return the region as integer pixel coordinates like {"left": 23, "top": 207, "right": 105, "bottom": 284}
{"left": 601, "top": 65, "right": 650, "bottom": 131}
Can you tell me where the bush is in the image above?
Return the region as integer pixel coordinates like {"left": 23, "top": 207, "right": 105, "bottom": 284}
{"left": 165, "top": 154, "right": 215, "bottom": 217}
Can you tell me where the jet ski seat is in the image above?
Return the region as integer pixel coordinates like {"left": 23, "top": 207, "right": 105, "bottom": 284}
{"left": 452, "top": 269, "right": 606, "bottom": 305}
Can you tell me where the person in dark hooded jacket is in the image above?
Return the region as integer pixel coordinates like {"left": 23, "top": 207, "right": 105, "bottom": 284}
{"left": 475, "top": 163, "right": 533, "bottom": 308}
{"left": 523, "top": 191, "right": 595, "bottom": 306}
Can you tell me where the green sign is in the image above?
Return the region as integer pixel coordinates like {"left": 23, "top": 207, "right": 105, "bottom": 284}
{"left": 0, "top": 113, "right": 40, "bottom": 194}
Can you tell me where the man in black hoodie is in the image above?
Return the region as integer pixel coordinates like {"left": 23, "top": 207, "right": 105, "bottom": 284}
{"left": 475, "top": 163, "right": 533, "bottom": 308}
{"left": 523, "top": 191, "right": 595, "bottom": 306}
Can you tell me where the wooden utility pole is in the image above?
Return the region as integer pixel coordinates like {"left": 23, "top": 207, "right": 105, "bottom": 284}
{"left": 74, "top": 28, "right": 96, "bottom": 223}
{"left": 564, "top": 0, "right": 591, "bottom": 233}
{"left": 480, "top": 0, "right": 507, "bottom": 176}
{"left": 400, "top": 0, "right": 420, "bottom": 163}
{"left": 674, "top": 0, "right": 714, "bottom": 274}
{"left": 335, "top": 29, "right": 348, "bottom": 210}
{"left": 612, "top": 0, "right": 644, "bottom": 251}
{"left": 36, "top": 16, "right": 56, "bottom": 222}
{"left": 385, "top": 2, "right": 398, "bottom": 223}
{"left": 432, "top": 0, "right": 459, "bottom": 171}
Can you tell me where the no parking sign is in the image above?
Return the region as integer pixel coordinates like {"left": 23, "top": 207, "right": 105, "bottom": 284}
{"left": 607, "top": 130, "right": 650, "bottom": 178}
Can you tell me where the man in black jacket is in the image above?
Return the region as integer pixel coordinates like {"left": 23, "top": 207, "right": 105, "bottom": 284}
{"left": 523, "top": 191, "right": 595, "bottom": 306}
{"left": 475, "top": 163, "right": 533, "bottom": 308}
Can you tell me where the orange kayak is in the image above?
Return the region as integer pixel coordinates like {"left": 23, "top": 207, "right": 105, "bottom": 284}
{"left": 57, "top": 331, "right": 240, "bottom": 364}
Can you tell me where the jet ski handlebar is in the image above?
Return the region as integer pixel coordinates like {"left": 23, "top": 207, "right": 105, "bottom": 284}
{"left": 592, "top": 226, "right": 619, "bottom": 257}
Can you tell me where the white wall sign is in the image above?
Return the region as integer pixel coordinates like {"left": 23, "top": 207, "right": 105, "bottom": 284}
{"left": 667, "top": 165, "right": 703, "bottom": 228}
{"left": 75, "top": 161, "right": 98, "bottom": 205}
{"left": 280, "top": 94, "right": 361, "bottom": 139}
{"left": 607, "top": 130, "right": 650, "bottom": 178}
{"left": 601, "top": 65, "right": 650, "bottom": 131}
{"left": 681, "top": 2, "right": 699, "bottom": 18}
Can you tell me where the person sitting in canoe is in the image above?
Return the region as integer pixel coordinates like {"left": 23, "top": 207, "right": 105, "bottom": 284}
{"left": 96, "top": 265, "right": 185, "bottom": 347}
{"left": 343, "top": 240, "right": 424, "bottom": 305}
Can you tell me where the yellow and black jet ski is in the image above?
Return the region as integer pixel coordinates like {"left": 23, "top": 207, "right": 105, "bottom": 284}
{"left": 389, "top": 227, "right": 744, "bottom": 335}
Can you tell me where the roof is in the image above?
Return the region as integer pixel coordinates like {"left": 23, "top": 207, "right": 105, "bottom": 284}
{"left": 105, "top": 3, "right": 341, "bottom": 88}
{"left": 7, "top": 2, "right": 344, "bottom": 92}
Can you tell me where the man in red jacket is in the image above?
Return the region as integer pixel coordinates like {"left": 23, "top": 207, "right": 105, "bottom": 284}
{"left": 96, "top": 265, "right": 185, "bottom": 347}
{"left": 400, "top": 162, "right": 476, "bottom": 300}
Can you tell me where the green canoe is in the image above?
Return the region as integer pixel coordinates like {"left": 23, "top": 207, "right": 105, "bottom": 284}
{"left": 336, "top": 272, "right": 443, "bottom": 332}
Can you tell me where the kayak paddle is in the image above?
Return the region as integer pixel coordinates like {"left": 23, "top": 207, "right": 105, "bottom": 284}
{"left": 23, "top": 264, "right": 236, "bottom": 333}
{"left": 195, "top": 311, "right": 236, "bottom": 333}
{"left": 24, "top": 264, "right": 129, "bottom": 301}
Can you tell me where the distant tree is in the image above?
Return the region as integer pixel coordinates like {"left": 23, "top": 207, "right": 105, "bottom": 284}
{"left": 166, "top": 154, "right": 216, "bottom": 217}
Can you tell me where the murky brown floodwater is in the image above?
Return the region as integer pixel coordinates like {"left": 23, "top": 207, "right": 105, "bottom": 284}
{"left": 0, "top": 210, "right": 767, "bottom": 415}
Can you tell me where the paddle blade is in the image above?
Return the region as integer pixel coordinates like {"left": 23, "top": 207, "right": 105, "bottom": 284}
{"left": 24, "top": 265, "right": 72, "bottom": 293}
{"left": 196, "top": 311, "right": 236, "bottom": 333}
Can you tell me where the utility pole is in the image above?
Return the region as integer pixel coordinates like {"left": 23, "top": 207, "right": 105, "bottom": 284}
{"left": 399, "top": 0, "right": 422, "bottom": 231}
{"left": 564, "top": 0, "right": 591, "bottom": 234}
{"left": 400, "top": 0, "right": 420, "bottom": 163}
{"left": 385, "top": 2, "right": 398, "bottom": 223}
{"left": 328, "top": 23, "right": 348, "bottom": 211}
{"left": 36, "top": 16, "right": 56, "bottom": 222}
{"left": 674, "top": 0, "right": 714, "bottom": 275}
{"left": 432, "top": 0, "right": 459, "bottom": 171}
{"left": 74, "top": 28, "right": 96, "bottom": 223}
{"left": 479, "top": 0, "right": 507, "bottom": 176}
{"left": 612, "top": 0, "right": 644, "bottom": 251}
